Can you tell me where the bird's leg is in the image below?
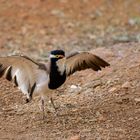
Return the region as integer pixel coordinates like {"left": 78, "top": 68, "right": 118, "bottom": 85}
{"left": 26, "top": 82, "right": 36, "bottom": 103}
{"left": 40, "top": 97, "right": 45, "bottom": 119}
{"left": 50, "top": 97, "right": 57, "bottom": 111}
{"left": 50, "top": 97, "right": 58, "bottom": 116}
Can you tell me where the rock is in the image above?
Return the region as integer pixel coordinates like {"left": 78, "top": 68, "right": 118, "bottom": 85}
{"left": 51, "top": 9, "right": 65, "bottom": 18}
{"left": 60, "top": 0, "right": 68, "bottom": 3}
{"left": 128, "top": 17, "right": 140, "bottom": 26}
{"left": 66, "top": 22, "right": 75, "bottom": 28}
{"left": 69, "top": 85, "right": 82, "bottom": 93}
{"left": 109, "top": 87, "right": 117, "bottom": 93}
{"left": 122, "top": 98, "right": 130, "bottom": 104}
{"left": 68, "top": 135, "right": 81, "bottom": 140}
{"left": 21, "top": 26, "right": 28, "bottom": 35}
{"left": 113, "top": 35, "right": 130, "bottom": 43}
{"left": 128, "top": 117, "right": 134, "bottom": 121}
{"left": 96, "top": 111, "right": 106, "bottom": 122}
{"left": 136, "top": 34, "right": 140, "bottom": 42}
{"left": 116, "top": 98, "right": 130, "bottom": 104}
{"left": 70, "top": 85, "right": 78, "bottom": 89}
{"left": 122, "top": 81, "right": 131, "bottom": 88}
{"left": 96, "top": 38, "right": 104, "bottom": 46}
{"left": 87, "top": 33, "right": 96, "bottom": 40}
{"left": 134, "top": 98, "right": 140, "bottom": 103}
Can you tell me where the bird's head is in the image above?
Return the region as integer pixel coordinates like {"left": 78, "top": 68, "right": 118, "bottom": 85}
{"left": 50, "top": 50, "right": 65, "bottom": 61}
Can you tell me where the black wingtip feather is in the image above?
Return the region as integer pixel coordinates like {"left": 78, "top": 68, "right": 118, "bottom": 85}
{"left": 5, "top": 66, "right": 12, "bottom": 81}
{"left": 94, "top": 55, "right": 110, "bottom": 68}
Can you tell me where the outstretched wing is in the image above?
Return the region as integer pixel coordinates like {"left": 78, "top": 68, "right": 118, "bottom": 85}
{"left": 0, "top": 55, "right": 47, "bottom": 97}
{"left": 0, "top": 55, "right": 37, "bottom": 79}
{"left": 65, "top": 52, "right": 110, "bottom": 76}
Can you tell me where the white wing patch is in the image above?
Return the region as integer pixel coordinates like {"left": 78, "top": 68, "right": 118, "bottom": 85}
{"left": 12, "top": 68, "right": 29, "bottom": 95}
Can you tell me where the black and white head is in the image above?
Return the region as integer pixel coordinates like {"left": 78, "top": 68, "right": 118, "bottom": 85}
{"left": 49, "top": 50, "right": 65, "bottom": 61}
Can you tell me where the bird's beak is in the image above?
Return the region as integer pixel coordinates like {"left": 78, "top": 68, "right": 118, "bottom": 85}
{"left": 50, "top": 54, "right": 65, "bottom": 59}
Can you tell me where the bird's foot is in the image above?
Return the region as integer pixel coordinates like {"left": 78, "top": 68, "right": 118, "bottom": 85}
{"left": 25, "top": 94, "right": 32, "bottom": 103}
{"left": 49, "top": 97, "right": 59, "bottom": 116}
{"left": 25, "top": 98, "right": 30, "bottom": 103}
{"left": 39, "top": 98, "right": 46, "bottom": 119}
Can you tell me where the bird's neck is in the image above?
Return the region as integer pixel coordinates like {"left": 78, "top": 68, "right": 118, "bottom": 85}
{"left": 50, "top": 59, "right": 59, "bottom": 73}
{"left": 48, "top": 59, "right": 66, "bottom": 89}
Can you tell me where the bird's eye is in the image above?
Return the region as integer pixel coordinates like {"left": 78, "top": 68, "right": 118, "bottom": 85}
{"left": 55, "top": 55, "right": 64, "bottom": 58}
{"left": 55, "top": 55, "right": 59, "bottom": 58}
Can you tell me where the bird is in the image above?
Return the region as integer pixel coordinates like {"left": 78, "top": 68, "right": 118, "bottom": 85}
{"left": 0, "top": 49, "right": 110, "bottom": 118}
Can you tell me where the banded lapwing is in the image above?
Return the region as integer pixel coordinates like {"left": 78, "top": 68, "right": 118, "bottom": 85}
{"left": 0, "top": 50, "right": 110, "bottom": 118}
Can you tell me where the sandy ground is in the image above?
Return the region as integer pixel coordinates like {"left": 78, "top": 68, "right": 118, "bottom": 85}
{"left": 0, "top": 0, "right": 140, "bottom": 140}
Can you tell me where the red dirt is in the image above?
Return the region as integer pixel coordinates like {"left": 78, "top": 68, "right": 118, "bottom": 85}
{"left": 0, "top": 0, "right": 140, "bottom": 140}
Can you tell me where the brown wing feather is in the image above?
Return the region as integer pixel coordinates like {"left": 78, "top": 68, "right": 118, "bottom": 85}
{"left": 65, "top": 52, "right": 110, "bottom": 76}
{"left": 0, "top": 55, "right": 45, "bottom": 94}
{"left": 0, "top": 55, "right": 51, "bottom": 102}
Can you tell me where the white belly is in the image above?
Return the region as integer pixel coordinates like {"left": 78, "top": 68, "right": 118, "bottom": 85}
{"left": 34, "top": 71, "right": 52, "bottom": 96}
{"left": 12, "top": 68, "right": 52, "bottom": 98}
